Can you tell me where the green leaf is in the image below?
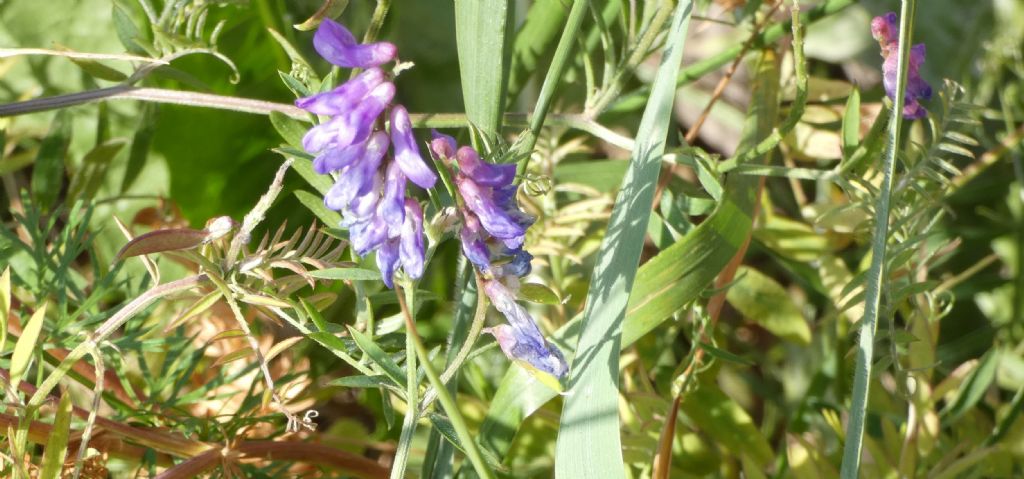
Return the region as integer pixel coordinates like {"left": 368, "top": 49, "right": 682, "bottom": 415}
{"left": 68, "top": 55, "right": 128, "bottom": 81}
{"left": 943, "top": 348, "right": 1000, "bottom": 422}
{"left": 31, "top": 110, "right": 72, "bottom": 212}
{"left": 725, "top": 266, "right": 811, "bottom": 344}
{"left": 67, "top": 140, "right": 125, "bottom": 202}
{"left": 0, "top": 267, "right": 9, "bottom": 354}
{"left": 282, "top": 148, "right": 333, "bottom": 194}
{"left": 295, "top": 190, "right": 343, "bottom": 227}
{"left": 505, "top": 0, "right": 567, "bottom": 102}
{"left": 454, "top": 0, "right": 512, "bottom": 135}
{"left": 120, "top": 103, "right": 157, "bottom": 192}
{"left": 427, "top": 413, "right": 506, "bottom": 471}
{"left": 518, "top": 282, "right": 561, "bottom": 305}
{"left": 309, "top": 267, "right": 381, "bottom": 281}
{"left": 270, "top": 111, "right": 309, "bottom": 150}
{"left": 347, "top": 326, "right": 407, "bottom": 389}
{"left": 679, "top": 385, "right": 774, "bottom": 467}
{"left": 841, "top": 87, "right": 860, "bottom": 159}
{"left": 553, "top": 159, "right": 629, "bottom": 191}
{"left": 294, "top": 0, "right": 349, "bottom": 31}
{"left": 10, "top": 304, "right": 47, "bottom": 391}
{"left": 554, "top": 3, "right": 695, "bottom": 477}
{"left": 111, "top": 1, "right": 151, "bottom": 56}
{"left": 328, "top": 374, "right": 395, "bottom": 390}
{"left": 39, "top": 390, "right": 74, "bottom": 479}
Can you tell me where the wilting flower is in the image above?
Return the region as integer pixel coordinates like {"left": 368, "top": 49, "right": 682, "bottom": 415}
{"left": 297, "top": 19, "right": 437, "bottom": 287}
{"left": 482, "top": 279, "right": 568, "bottom": 379}
{"left": 872, "top": 12, "right": 932, "bottom": 119}
{"left": 429, "top": 134, "right": 567, "bottom": 381}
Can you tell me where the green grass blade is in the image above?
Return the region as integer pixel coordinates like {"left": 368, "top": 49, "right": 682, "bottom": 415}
{"left": 478, "top": 48, "right": 781, "bottom": 465}
{"left": 553, "top": 3, "right": 694, "bottom": 477}
{"left": 30, "top": 110, "right": 71, "bottom": 212}
{"left": 10, "top": 304, "right": 47, "bottom": 392}
{"left": 505, "top": 0, "right": 568, "bottom": 104}
{"left": 454, "top": 0, "right": 511, "bottom": 135}
{"left": 0, "top": 267, "right": 10, "bottom": 354}
{"left": 839, "top": 1, "right": 917, "bottom": 477}
{"left": 39, "top": 390, "right": 74, "bottom": 479}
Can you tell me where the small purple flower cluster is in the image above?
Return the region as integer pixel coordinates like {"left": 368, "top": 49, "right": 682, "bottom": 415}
{"left": 429, "top": 135, "right": 568, "bottom": 380}
{"left": 297, "top": 19, "right": 437, "bottom": 288}
{"left": 871, "top": 12, "right": 932, "bottom": 120}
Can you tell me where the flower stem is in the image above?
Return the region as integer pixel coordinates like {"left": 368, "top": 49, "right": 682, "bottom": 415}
{"left": 394, "top": 284, "right": 496, "bottom": 479}
{"left": 839, "top": 1, "right": 916, "bottom": 477}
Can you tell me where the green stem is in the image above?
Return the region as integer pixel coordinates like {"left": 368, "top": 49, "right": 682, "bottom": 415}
{"left": 395, "top": 284, "right": 495, "bottom": 479}
{"left": 839, "top": 1, "right": 916, "bottom": 477}
{"left": 515, "top": 0, "right": 589, "bottom": 176}
{"left": 390, "top": 287, "right": 419, "bottom": 479}
{"left": 419, "top": 273, "right": 489, "bottom": 411}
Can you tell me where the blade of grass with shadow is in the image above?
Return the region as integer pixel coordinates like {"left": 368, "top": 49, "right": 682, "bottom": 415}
{"left": 552, "top": 2, "right": 694, "bottom": 477}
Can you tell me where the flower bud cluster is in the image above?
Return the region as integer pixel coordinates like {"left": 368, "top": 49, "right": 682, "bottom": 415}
{"left": 871, "top": 12, "right": 932, "bottom": 120}
{"left": 429, "top": 135, "right": 568, "bottom": 379}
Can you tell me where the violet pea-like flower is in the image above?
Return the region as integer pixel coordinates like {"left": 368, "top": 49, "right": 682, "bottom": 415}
{"left": 390, "top": 106, "right": 438, "bottom": 189}
{"left": 456, "top": 174, "right": 526, "bottom": 241}
{"left": 398, "top": 199, "right": 426, "bottom": 280}
{"left": 456, "top": 146, "right": 516, "bottom": 187}
{"left": 482, "top": 279, "right": 568, "bottom": 379}
{"left": 871, "top": 12, "right": 932, "bottom": 120}
{"left": 314, "top": 19, "right": 397, "bottom": 69}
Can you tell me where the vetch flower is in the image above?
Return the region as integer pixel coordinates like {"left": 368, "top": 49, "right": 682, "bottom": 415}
{"left": 871, "top": 12, "right": 932, "bottom": 119}
{"left": 314, "top": 19, "right": 397, "bottom": 68}
{"left": 482, "top": 279, "right": 568, "bottom": 380}
{"left": 297, "top": 19, "right": 437, "bottom": 288}
{"left": 429, "top": 134, "right": 567, "bottom": 383}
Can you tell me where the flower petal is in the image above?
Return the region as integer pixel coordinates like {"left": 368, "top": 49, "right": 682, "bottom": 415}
{"left": 456, "top": 146, "right": 516, "bottom": 187}
{"left": 314, "top": 19, "right": 397, "bottom": 68}
{"left": 459, "top": 211, "right": 492, "bottom": 273}
{"left": 390, "top": 105, "right": 438, "bottom": 189}
{"left": 399, "top": 199, "right": 425, "bottom": 279}
{"left": 295, "top": 68, "right": 385, "bottom": 115}
{"left": 456, "top": 174, "right": 525, "bottom": 240}
{"left": 378, "top": 160, "right": 407, "bottom": 226}
{"left": 429, "top": 130, "right": 457, "bottom": 161}
{"left": 323, "top": 131, "right": 389, "bottom": 211}
{"left": 376, "top": 238, "right": 401, "bottom": 288}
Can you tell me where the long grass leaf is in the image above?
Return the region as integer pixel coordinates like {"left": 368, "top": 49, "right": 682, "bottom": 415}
{"left": 553, "top": 3, "right": 694, "bottom": 477}
{"left": 454, "top": 0, "right": 511, "bottom": 135}
{"left": 839, "top": 1, "right": 918, "bottom": 476}
{"left": 39, "top": 390, "right": 74, "bottom": 479}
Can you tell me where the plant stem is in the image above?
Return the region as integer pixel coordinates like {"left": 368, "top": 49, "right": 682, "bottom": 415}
{"left": 419, "top": 273, "right": 489, "bottom": 411}
{"left": 514, "top": 0, "right": 589, "bottom": 175}
{"left": 839, "top": 1, "right": 916, "bottom": 477}
{"left": 394, "top": 284, "right": 496, "bottom": 479}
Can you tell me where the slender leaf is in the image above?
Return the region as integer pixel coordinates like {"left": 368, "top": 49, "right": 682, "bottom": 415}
{"left": 554, "top": 3, "right": 694, "bottom": 477}
{"left": 454, "top": 0, "right": 511, "bottom": 135}
{"left": 10, "top": 304, "right": 47, "bottom": 391}
{"left": 39, "top": 390, "right": 74, "bottom": 479}
{"left": 30, "top": 110, "right": 71, "bottom": 212}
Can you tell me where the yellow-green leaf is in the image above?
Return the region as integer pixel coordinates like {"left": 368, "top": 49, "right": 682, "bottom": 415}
{"left": 726, "top": 266, "right": 811, "bottom": 344}
{"left": 10, "top": 304, "right": 47, "bottom": 391}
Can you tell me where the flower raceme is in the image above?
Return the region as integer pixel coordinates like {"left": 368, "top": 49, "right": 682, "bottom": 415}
{"left": 296, "top": 19, "right": 435, "bottom": 288}
{"left": 871, "top": 12, "right": 932, "bottom": 120}
{"left": 429, "top": 134, "right": 569, "bottom": 382}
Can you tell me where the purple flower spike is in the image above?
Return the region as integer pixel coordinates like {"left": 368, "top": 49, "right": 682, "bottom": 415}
{"left": 456, "top": 146, "right": 516, "bottom": 187}
{"left": 376, "top": 238, "right": 401, "bottom": 288}
{"left": 482, "top": 280, "right": 568, "bottom": 379}
{"left": 399, "top": 199, "right": 425, "bottom": 279}
{"left": 872, "top": 12, "right": 932, "bottom": 120}
{"left": 379, "top": 160, "right": 407, "bottom": 225}
{"left": 314, "top": 19, "right": 397, "bottom": 69}
{"left": 302, "top": 115, "right": 345, "bottom": 153}
{"left": 456, "top": 175, "right": 526, "bottom": 240}
{"left": 295, "top": 68, "right": 385, "bottom": 116}
{"left": 390, "top": 106, "right": 438, "bottom": 189}
{"left": 430, "top": 130, "right": 457, "bottom": 161}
